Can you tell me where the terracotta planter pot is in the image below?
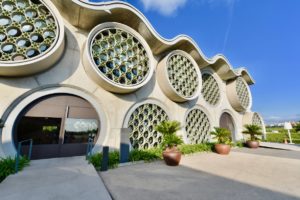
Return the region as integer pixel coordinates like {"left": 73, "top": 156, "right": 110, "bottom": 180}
{"left": 214, "top": 144, "right": 231, "bottom": 155}
{"left": 162, "top": 147, "right": 181, "bottom": 166}
{"left": 246, "top": 140, "right": 259, "bottom": 148}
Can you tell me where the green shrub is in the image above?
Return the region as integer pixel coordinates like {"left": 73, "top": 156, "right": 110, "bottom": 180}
{"left": 88, "top": 151, "right": 119, "bottom": 171}
{"left": 0, "top": 156, "right": 30, "bottom": 183}
{"left": 178, "top": 143, "right": 214, "bottom": 154}
{"left": 266, "top": 133, "right": 300, "bottom": 144}
{"left": 232, "top": 141, "right": 245, "bottom": 148}
{"left": 89, "top": 143, "right": 217, "bottom": 171}
{"left": 129, "top": 148, "right": 162, "bottom": 162}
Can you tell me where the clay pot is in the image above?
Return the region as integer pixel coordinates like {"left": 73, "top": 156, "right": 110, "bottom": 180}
{"left": 162, "top": 147, "right": 181, "bottom": 166}
{"left": 214, "top": 144, "right": 231, "bottom": 155}
{"left": 246, "top": 140, "right": 259, "bottom": 148}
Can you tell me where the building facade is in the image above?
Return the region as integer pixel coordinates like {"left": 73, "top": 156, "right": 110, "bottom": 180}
{"left": 0, "top": 0, "right": 265, "bottom": 159}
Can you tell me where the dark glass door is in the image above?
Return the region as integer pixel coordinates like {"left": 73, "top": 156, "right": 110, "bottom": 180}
{"left": 17, "top": 117, "right": 61, "bottom": 159}
{"left": 15, "top": 95, "right": 100, "bottom": 159}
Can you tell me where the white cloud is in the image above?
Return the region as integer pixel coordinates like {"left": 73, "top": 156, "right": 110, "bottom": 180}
{"left": 202, "top": 0, "right": 236, "bottom": 7}
{"left": 139, "top": 0, "right": 187, "bottom": 16}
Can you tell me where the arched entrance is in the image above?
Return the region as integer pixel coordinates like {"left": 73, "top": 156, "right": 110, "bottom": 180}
{"left": 219, "top": 112, "right": 236, "bottom": 141}
{"left": 14, "top": 94, "right": 100, "bottom": 159}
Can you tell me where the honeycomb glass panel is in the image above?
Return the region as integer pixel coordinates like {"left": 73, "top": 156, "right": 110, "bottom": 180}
{"left": 166, "top": 54, "right": 199, "bottom": 98}
{"left": 201, "top": 73, "right": 220, "bottom": 105}
{"left": 236, "top": 77, "right": 250, "bottom": 109}
{"left": 252, "top": 113, "right": 263, "bottom": 127}
{"left": 90, "top": 28, "right": 150, "bottom": 86}
{"left": 128, "top": 104, "right": 169, "bottom": 149}
{"left": 0, "top": 0, "right": 58, "bottom": 61}
{"left": 185, "top": 108, "right": 211, "bottom": 144}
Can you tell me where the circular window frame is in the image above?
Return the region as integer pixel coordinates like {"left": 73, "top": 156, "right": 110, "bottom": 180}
{"left": 83, "top": 22, "right": 155, "bottom": 94}
{"left": 0, "top": 86, "right": 109, "bottom": 157}
{"left": 201, "top": 68, "right": 222, "bottom": 107}
{"left": 157, "top": 50, "right": 202, "bottom": 102}
{"left": 122, "top": 99, "right": 171, "bottom": 149}
{"left": 226, "top": 77, "right": 252, "bottom": 112}
{"left": 0, "top": 0, "right": 65, "bottom": 76}
{"left": 183, "top": 105, "right": 213, "bottom": 144}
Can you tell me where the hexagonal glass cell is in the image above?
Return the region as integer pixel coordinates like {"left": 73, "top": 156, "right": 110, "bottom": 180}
{"left": 26, "top": 48, "right": 40, "bottom": 58}
{"left": 21, "top": 23, "right": 35, "bottom": 33}
{"left": 34, "top": 19, "right": 47, "bottom": 29}
{"left": 0, "top": 16, "right": 11, "bottom": 26}
{"left": 236, "top": 77, "right": 250, "bottom": 109}
{"left": 1, "top": 43, "right": 16, "bottom": 54}
{"left": 39, "top": 43, "right": 49, "bottom": 52}
{"left": 185, "top": 108, "right": 211, "bottom": 144}
{"left": 12, "top": 54, "right": 26, "bottom": 61}
{"left": 43, "top": 30, "right": 56, "bottom": 39}
{"left": 127, "top": 103, "right": 169, "bottom": 150}
{"left": 166, "top": 53, "right": 200, "bottom": 98}
{"left": 7, "top": 27, "right": 22, "bottom": 37}
{"left": 0, "top": 32, "right": 7, "bottom": 42}
{"left": 0, "top": 0, "right": 58, "bottom": 62}
{"left": 16, "top": 0, "right": 29, "bottom": 8}
{"left": 25, "top": 9, "right": 38, "bottom": 18}
{"left": 201, "top": 73, "right": 221, "bottom": 105}
{"left": 31, "top": 33, "right": 44, "bottom": 43}
{"left": 90, "top": 28, "right": 150, "bottom": 86}
{"left": 2, "top": 1, "right": 15, "bottom": 12}
{"left": 16, "top": 38, "right": 31, "bottom": 48}
{"left": 12, "top": 12, "right": 26, "bottom": 23}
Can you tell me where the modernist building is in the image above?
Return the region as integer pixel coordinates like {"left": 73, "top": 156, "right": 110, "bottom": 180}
{"left": 0, "top": 0, "right": 265, "bottom": 159}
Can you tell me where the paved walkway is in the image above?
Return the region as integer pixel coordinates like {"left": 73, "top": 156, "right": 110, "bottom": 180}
{"left": 260, "top": 142, "right": 300, "bottom": 151}
{"left": 0, "top": 156, "right": 112, "bottom": 200}
{"left": 101, "top": 148, "right": 300, "bottom": 200}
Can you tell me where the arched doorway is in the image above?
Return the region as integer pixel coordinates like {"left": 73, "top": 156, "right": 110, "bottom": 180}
{"left": 219, "top": 112, "right": 236, "bottom": 141}
{"left": 14, "top": 94, "right": 100, "bottom": 159}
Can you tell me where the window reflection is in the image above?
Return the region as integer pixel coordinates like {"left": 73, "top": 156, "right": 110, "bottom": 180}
{"left": 64, "top": 118, "right": 98, "bottom": 144}
{"left": 17, "top": 117, "right": 61, "bottom": 144}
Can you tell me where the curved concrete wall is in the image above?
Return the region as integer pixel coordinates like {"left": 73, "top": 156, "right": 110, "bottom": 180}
{"left": 0, "top": 0, "right": 265, "bottom": 157}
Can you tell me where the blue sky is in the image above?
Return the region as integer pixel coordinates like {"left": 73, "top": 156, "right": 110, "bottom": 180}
{"left": 89, "top": 0, "right": 300, "bottom": 124}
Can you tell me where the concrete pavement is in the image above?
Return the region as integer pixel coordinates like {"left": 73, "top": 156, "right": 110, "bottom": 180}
{"left": 260, "top": 142, "right": 300, "bottom": 151}
{"left": 101, "top": 148, "right": 300, "bottom": 200}
{"left": 0, "top": 156, "right": 112, "bottom": 200}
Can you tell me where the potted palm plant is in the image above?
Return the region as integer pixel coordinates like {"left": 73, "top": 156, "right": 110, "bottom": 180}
{"left": 155, "top": 120, "right": 183, "bottom": 166}
{"left": 210, "top": 127, "right": 232, "bottom": 155}
{"left": 242, "top": 124, "right": 262, "bottom": 148}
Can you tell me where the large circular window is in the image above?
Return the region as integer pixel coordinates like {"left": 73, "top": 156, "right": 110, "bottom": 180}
{"left": 185, "top": 108, "right": 211, "bottom": 144}
{"left": 157, "top": 50, "right": 201, "bottom": 102}
{"left": 252, "top": 112, "right": 263, "bottom": 127}
{"left": 201, "top": 73, "right": 220, "bottom": 105}
{"left": 127, "top": 103, "right": 169, "bottom": 149}
{"left": 83, "top": 22, "right": 154, "bottom": 93}
{"left": 227, "top": 77, "right": 252, "bottom": 112}
{"left": 0, "top": 0, "right": 64, "bottom": 76}
{"left": 236, "top": 77, "right": 250, "bottom": 109}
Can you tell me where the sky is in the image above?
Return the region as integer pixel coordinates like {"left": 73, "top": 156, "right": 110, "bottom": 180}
{"left": 88, "top": 0, "right": 300, "bottom": 124}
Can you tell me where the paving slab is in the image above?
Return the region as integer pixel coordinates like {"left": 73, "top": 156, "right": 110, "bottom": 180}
{"left": 0, "top": 156, "right": 112, "bottom": 200}
{"left": 101, "top": 149, "right": 300, "bottom": 200}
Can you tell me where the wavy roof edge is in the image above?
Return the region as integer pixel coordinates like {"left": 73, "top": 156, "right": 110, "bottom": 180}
{"left": 52, "top": 0, "right": 255, "bottom": 85}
